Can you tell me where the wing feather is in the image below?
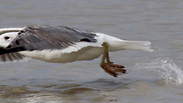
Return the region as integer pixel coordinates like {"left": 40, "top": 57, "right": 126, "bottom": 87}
{"left": 8, "top": 25, "right": 97, "bottom": 51}
{"left": 0, "top": 25, "right": 98, "bottom": 62}
{"left": 0, "top": 53, "right": 25, "bottom": 62}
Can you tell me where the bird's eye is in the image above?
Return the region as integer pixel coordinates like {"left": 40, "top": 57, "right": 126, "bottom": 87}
{"left": 4, "top": 36, "right": 10, "bottom": 40}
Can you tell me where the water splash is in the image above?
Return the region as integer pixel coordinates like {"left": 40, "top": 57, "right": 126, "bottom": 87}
{"left": 129, "top": 58, "right": 183, "bottom": 85}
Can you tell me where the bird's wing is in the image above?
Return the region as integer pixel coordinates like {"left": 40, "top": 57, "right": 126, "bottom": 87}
{"left": 8, "top": 25, "right": 97, "bottom": 51}
{"left": 0, "top": 28, "right": 22, "bottom": 35}
{"left": 0, "top": 25, "right": 98, "bottom": 62}
{"left": 0, "top": 52, "right": 25, "bottom": 62}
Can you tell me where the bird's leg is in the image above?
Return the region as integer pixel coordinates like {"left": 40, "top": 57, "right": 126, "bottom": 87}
{"left": 100, "top": 42, "right": 126, "bottom": 77}
{"left": 106, "top": 51, "right": 112, "bottom": 64}
{"left": 100, "top": 42, "right": 117, "bottom": 77}
{"left": 106, "top": 51, "right": 125, "bottom": 68}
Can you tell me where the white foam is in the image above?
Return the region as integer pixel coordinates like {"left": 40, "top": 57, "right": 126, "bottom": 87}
{"left": 128, "top": 57, "right": 183, "bottom": 85}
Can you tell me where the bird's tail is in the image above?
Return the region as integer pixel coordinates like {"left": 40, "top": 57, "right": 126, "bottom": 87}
{"left": 116, "top": 40, "right": 153, "bottom": 52}
{"left": 104, "top": 35, "right": 153, "bottom": 52}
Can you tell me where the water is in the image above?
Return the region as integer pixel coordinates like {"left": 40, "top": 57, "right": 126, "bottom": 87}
{"left": 129, "top": 57, "right": 183, "bottom": 85}
{"left": 1, "top": 0, "right": 183, "bottom": 103}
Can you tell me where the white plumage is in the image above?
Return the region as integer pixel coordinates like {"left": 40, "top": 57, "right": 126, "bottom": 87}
{"left": 0, "top": 25, "right": 153, "bottom": 77}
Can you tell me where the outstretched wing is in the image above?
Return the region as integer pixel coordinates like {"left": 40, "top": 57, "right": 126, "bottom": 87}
{"left": 8, "top": 25, "right": 97, "bottom": 51}
{"left": 0, "top": 25, "right": 98, "bottom": 62}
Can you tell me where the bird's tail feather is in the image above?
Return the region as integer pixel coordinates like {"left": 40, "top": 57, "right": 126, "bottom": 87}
{"left": 102, "top": 33, "right": 153, "bottom": 52}
{"left": 117, "top": 40, "right": 153, "bottom": 52}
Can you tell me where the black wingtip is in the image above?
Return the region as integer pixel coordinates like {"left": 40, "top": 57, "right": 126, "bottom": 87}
{"left": 0, "top": 47, "right": 26, "bottom": 62}
{"left": 0, "top": 46, "right": 25, "bottom": 55}
{"left": 0, "top": 47, "right": 8, "bottom": 55}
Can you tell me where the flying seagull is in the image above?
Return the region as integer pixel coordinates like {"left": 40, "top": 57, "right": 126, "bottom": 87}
{"left": 0, "top": 25, "right": 153, "bottom": 77}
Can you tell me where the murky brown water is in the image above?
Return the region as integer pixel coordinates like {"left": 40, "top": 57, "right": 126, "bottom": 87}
{"left": 1, "top": 0, "right": 183, "bottom": 103}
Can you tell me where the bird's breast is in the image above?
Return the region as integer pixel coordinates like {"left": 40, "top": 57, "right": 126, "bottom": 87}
{"left": 19, "top": 46, "right": 103, "bottom": 63}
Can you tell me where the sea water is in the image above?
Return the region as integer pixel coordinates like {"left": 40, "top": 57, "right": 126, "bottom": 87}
{"left": 128, "top": 57, "right": 183, "bottom": 85}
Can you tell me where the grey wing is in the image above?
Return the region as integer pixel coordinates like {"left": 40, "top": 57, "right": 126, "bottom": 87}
{"left": 8, "top": 25, "right": 97, "bottom": 51}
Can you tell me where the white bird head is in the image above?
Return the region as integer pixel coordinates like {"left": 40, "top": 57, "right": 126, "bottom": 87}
{"left": 0, "top": 32, "right": 19, "bottom": 48}
{"left": 0, "top": 28, "right": 23, "bottom": 48}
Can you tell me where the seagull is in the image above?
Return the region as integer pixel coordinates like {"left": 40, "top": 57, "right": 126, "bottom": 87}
{"left": 0, "top": 25, "right": 153, "bottom": 77}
